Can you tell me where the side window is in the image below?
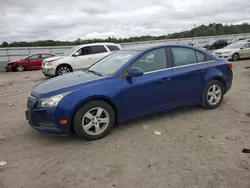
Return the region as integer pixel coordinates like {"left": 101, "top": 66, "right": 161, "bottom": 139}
{"left": 242, "top": 43, "right": 250, "bottom": 48}
{"left": 75, "top": 47, "right": 90, "bottom": 56}
{"left": 196, "top": 51, "right": 206, "bottom": 62}
{"left": 90, "top": 45, "right": 107, "bottom": 54}
{"left": 41, "top": 54, "right": 51, "bottom": 59}
{"left": 107, "top": 45, "right": 120, "bottom": 51}
{"left": 28, "top": 54, "right": 41, "bottom": 60}
{"left": 171, "top": 47, "right": 197, "bottom": 66}
{"left": 132, "top": 48, "right": 167, "bottom": 73}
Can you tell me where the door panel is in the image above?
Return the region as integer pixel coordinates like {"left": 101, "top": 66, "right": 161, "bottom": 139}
{"left": 116, "top": 70, "right": 173, "bottom": 119}
{"left": 115, "top": 47, "right": 174, "bottom": 120}
{"left": 240, "top": 43, "right": 250, "bottom": 58}
{"left": 170, "top": 63, "right": 208, "bottom": 104}
{"left": 26, "top": 54, "right": 41, "bottom": 69}
{"left": 169, "top": 47, "right": 208, "bottom": 104}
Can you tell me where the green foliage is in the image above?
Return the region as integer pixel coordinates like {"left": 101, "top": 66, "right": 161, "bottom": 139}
{"left": 1, "top": 23, "right": 250, "bottom": 47}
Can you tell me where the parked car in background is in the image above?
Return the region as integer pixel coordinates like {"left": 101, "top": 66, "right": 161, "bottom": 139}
{"left": 26, "top": 44, "right": 233, "bottom": 140}
{"left": 5, "top": 53, "right": 56, "bottom": 72}
{"left": 186, "top": 42, "right": 207, "bottom": 51}
{"left": 214, "top": 42, "right": 250, "bottom": 61}
{"left": 228, "top": 38, "right": 249, "bottom": 44}
{"left": 41, "top": 43, "right": 122, "bottom": 77}
{"left": 204, "top": 39, "right": 228, "bottom": 50}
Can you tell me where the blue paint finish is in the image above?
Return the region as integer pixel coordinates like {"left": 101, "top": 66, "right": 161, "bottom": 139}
{"left": 26, "top": 45, "right": 233, "bottom": 135}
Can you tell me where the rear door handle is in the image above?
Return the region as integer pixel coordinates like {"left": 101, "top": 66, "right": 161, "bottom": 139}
{"left": 160, "top": 77, "right": 171, "bottom": 83}
{"left": 195, "top": 70, "right": 205, "bottom": 74}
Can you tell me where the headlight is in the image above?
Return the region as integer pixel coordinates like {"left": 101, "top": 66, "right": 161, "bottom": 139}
{"left": 47, "top": 62, "right": 53, "bottom": 66}
{"left": 223, "top": 51, "right": 232, "bottom": 54}
{"left": 38, "top": 92, "right": 70, "bottom": 108}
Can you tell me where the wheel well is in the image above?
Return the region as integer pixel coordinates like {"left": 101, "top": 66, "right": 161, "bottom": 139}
{"left": 70, "top": 98, "right": 118, "bottom": 133}
{"left": 213, "top": 78, "right": 226, "bottom": 93}
{"left": 56, "top": 64, "right": 73, "bottom": 72}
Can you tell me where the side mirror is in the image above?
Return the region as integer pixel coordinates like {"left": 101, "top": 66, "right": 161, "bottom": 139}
{"left": 126, "top": 67, "right": 144, "bottom": 78}
{"left": 73, "top": 52, "right": 80, "bottom": 57}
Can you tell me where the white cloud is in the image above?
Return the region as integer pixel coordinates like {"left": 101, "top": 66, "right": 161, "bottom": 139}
{"left": 0, "top": 0, "right": 249, "bottom": 42}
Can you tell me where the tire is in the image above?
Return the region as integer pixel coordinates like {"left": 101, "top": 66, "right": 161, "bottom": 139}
{"left": 16, "top": 65, "right": 25, "bottom": 72}
{"left": 56, "top": 64, "right": 72, "bottom": 76}
{"left": 73, "top": 100, "right": 115, "bottom": 140}
{"left": 201, "top": 80, "right": 225, "bottom": 109}
{"left": 232, "top": 53, "right": 239, "bottom": 61}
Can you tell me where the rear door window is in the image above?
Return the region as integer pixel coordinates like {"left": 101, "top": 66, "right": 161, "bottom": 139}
{"left": 196, "top": 51, "right": 206, "bottom": 62}
{"left": 90, "top": 45, "right": 107, "bottom": 54}
{"left": 171, "top": 47, "right": 197, "bottom": 67}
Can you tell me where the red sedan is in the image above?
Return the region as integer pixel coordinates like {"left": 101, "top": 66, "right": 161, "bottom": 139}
{"left": 5, "top": 53, "right": 56, "bottom": 72}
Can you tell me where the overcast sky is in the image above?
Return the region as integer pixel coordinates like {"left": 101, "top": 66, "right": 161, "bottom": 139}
{"left": 0, "top": 0, "right": 249, "bottom": 42}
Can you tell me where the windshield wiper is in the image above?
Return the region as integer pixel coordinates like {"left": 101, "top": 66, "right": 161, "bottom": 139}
{"left": 86, "top": 69, "right": 103, "bottom": 77}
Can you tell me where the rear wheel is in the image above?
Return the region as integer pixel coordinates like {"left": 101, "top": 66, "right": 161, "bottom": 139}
{"left": 56, "top": 65, "right": 72, "bottom": 76}
{"left": 201, "top": 80, "right": 224, "bottom": 109}
{"left": 73, "top": 100, "right": 115, "bottom": 140}
{"left": 16, "top": 65, "right": 25, "bottom": 72}
{"left": 232, "top": 53, "right": 239, "bottom": 61}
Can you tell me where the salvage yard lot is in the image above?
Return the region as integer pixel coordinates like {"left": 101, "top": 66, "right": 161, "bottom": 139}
{"left": 0, "top": 60, "right": 250, "bottom": 188}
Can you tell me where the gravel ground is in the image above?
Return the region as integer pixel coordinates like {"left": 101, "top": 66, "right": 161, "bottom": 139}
{"left": 0, "top": 60, "right": 250, "bottom": 188}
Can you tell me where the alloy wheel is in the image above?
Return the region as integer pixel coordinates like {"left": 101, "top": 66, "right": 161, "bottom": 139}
{"left": 82, "top": 107, "right": 110, "bottom": 136}
{"left": 58, "top": 66, "right": 71, "bottom": 75}
{"left": 207, "top": 84, "right": 222, "bottom": 106}
{"left": 17, "top": 65, "right": 24, "bottom": 72}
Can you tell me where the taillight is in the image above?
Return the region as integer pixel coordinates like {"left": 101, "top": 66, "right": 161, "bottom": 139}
{"left": 227, "top": 62, "right": 232, "bottom": 69}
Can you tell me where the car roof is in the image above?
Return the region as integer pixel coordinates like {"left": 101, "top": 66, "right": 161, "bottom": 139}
{"left": 76, "top": 42, "right": 118, "bottom": 48}
{"left": 121, "top": 44, "right": 205, "bottom": 51}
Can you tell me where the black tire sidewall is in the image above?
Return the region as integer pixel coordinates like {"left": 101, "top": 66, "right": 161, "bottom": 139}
{"left": 17, "top": 65, "right": 24, "bottom": 72}
{"left": 202, "top": 80, "right": 224, "bottom": 109}
{"left": 232, "top": 53, "right": 239, "bottom": 61}
{"left": 73, "top": 100, "right": 115, "bottom": 140}
{"left": 56, "top": 65, "right": 72, "bottom": 76}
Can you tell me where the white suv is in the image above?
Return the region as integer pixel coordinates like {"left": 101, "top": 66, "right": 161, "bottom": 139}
{"left": 41, "top": 43, "right": 122, "bottom": 77}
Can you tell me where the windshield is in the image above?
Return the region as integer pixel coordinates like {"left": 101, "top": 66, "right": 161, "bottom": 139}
{"left": 63, "top": 46, "right": 79, "bottom": 56}
{"left": 22, "top": 54, "right": 32, "bottom": 59}
{"left": 88, "top": 50, "right": 139, "bottom": 76}
{"left": 224, "top": 42, "right": 244, "bottom": 49}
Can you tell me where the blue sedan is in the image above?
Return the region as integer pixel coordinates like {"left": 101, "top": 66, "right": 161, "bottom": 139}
{"left": 26, "top": 45, "right": 233, "bottom": 140}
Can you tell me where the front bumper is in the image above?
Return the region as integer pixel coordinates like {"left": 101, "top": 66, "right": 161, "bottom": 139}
{"left": 26, "top": 95, "right": 71, "bottom": 135}
{"left": 26, "top": 108, "right": 71, "bottom": 135}
{"left": 215, "top": 54, "right": 233, "bottom": 60}
{"left": 41, "top": 67, "right": 55, "bottom": 77}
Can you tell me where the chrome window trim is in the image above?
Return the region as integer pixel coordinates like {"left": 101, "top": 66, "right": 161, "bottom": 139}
{"left": 144, "top": 60, "right": 215, "bottom": 75}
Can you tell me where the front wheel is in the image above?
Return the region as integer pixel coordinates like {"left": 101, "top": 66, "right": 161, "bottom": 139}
{"left": 73, "top": 100, "right": 115, "bottom": 140}
{"left": 201, "top": 80, "right": 224, "bottom": 109}
{"left": 232, "top": 53, "right": 239, "bottom": 61}
{"left": 16, "top": 65, "right": 25, "bottom": 72}
{"left": 56, "top": 65, "right": 72, "bottom": 76}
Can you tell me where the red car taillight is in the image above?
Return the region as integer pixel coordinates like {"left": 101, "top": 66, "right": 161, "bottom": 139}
{"left": 227, "top": 62, "right": 232, "bottom": 69}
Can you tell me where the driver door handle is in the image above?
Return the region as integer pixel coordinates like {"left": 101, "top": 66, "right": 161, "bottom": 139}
{"left": 160, "top": 77, "right": 171, "bottom": 83}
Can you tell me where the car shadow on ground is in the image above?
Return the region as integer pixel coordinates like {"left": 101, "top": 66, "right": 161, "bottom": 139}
{"left": 24, "top": 99, "right": 230, "bottom": 144}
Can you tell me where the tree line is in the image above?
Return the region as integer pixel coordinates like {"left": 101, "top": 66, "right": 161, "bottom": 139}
{"left": 1, "top": 23, "right": 250, "bottom": 47}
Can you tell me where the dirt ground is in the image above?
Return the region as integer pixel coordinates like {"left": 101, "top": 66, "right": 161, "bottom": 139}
{"left": 0, "top": 60, "right": 250, "bottom": 188}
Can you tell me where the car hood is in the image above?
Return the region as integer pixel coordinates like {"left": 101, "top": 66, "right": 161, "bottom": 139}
{"left": 215, "top": 48, "right": 238, "bottom": 53}
{"left": 44, "top": 56, "right": 63, "bottom": 62}
{"left": 31, "top": 71, "right": 104, "bottom": 98}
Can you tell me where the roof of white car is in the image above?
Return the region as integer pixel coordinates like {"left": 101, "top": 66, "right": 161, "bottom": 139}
{"left": 76, "top": 42, "right": 119, "bottom": 48}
